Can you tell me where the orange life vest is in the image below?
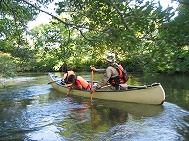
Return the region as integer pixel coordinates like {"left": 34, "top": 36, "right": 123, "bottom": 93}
{"left": 116, "top": 65, "right": 126, "bottom": 83}
{"left": 110, "top": 65, "right": 128, "bottom": 85}
{"left": 76, "top": 76, "right": 89, "bottom": 89}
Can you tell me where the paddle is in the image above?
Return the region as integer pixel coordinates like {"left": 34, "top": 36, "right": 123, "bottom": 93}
{"left": 100, "top": 85, "right": 111, "bottom": 89}
{"left": 48, "top": 80, "right": 72, "bottom": 87}
{"left": 48, "top": 80, "right": 59, "bottom": 84}
{"left": 90, "top": 70, "right": 94, "bottom": 101}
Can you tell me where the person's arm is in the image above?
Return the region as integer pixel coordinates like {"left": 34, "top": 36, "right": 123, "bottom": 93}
{"left": 61, "top": 73, "right": 67, "bottom": 82}
{"left": 96, "top": 67, "right": 112, "bottom": 89}
{"left": 67, "top": 86, "right": 72, "bottom": 94}
{"left": 91, "top": 67, "right": 106, "bottom": 72}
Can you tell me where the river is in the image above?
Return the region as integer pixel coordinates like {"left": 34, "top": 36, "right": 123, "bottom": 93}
{"left": 0, "top": 72, "right": 188, "bottom": 141}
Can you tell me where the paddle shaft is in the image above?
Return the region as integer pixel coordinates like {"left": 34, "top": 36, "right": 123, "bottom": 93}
{"left": 100, "top": 85, "right": 111, "bottom": 89}
{"left": 90, "top": 70, "right": 94, "bottom": 101}
{"left": 48, "top": 80, "right": 72, "bottom": 87}
{"left": 48, "top": 80, "right": 58, "bottom": 84}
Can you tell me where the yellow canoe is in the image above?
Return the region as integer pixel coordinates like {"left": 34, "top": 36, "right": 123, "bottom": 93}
{"left": 48, "top": 73, "right": 165, "bottom": 105}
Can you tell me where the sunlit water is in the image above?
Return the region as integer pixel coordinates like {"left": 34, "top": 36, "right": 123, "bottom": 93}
{"left": 0, "top": 72, "right": 188, "bottom": 141}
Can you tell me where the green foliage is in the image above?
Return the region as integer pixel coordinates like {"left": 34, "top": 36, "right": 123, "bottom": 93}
{"left": 159, "top": 2, "right": 189, "bottom": 47}
{"left": 0, "top": 0, "right": 189, "bottom": 74}
{"left": 25, "top": 0, "right": 189, "bottom": 73}
{"left": 0, "top": 53, "right": 17, "bottom": 78}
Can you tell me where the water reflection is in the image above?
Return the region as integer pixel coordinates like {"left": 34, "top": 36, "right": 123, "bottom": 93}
{"left": 93, "top": 100, "right": 164, "bottom": 117}
{"left": 55, "top": 98, "right": 130, "bottom": 141}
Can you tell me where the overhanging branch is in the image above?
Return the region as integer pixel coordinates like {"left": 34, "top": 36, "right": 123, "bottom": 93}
{"left": 109, "top": 0, "right": 138, "bottom": 40}
{"left": 21, "top": 0, "right": 94, "bottom": 30}
{"left": 179, "top": 0, "right": 189, "bottom": 5}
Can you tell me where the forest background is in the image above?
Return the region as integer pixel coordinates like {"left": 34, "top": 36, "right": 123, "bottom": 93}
{"left": 0, "top": 0, "right": 189, "bottom": 78}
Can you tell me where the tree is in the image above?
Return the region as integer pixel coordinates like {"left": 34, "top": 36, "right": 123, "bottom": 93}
{"left": 159, "top": 0, "right": 189, "bottom": 46}
{"left": 1, "top": 0, "right": 188, "bottom": 73}
{"left": 0, "top": 52, "right": 16, "bottom": 80}
{"left": 25, "top": 0, "right": 187, "bottom": 73}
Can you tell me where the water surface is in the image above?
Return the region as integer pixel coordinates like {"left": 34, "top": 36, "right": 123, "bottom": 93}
{"left": 0, "top": 72, "right": 188, "bottom": 141}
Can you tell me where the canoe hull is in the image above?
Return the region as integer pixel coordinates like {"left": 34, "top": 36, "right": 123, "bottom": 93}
{"left": 48, "top": 73, "right": 165, "bottom": 105}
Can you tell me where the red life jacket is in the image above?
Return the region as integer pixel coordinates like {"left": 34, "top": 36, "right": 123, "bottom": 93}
{"left": 76, "top": 76, "right": 90, "bottom": 90}
{"left": 116, "top": 65, "right": 128, "bottom": 83}
{"left": 109, "top": 64, "right": 128, "bottom": 89}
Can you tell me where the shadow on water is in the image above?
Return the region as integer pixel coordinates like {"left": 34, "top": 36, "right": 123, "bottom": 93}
{"left": 0, "top": 72, "right": 189, "bottom": 141}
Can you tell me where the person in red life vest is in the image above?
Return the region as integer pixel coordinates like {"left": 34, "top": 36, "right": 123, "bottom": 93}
{"left": 91, "top": 53, "right": 128, "bottom": 91}
{"left": 67, "top": 74, "right": 91, "bottom": 91}
{"left": 61, "top": 66, "right": 75, "bottom": 84}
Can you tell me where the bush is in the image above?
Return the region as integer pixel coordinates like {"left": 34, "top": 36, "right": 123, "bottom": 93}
{"left": 0, "top": 53, "right": 17, "bottom": 78}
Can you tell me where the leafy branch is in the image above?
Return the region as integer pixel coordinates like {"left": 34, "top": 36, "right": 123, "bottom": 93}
{"left": 21, "top": 0, "right": 94, "bottom": 30}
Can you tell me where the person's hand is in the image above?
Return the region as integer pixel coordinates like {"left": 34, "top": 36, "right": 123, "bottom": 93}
{"left": 67, "top": 85, "right": 73, "bottom": 95}
{"left": 90, "top": 88, "right": 96, "bottom": 92}
{"left": 90, "top": 67, "right": 96, "bottom": 71}
{"left": 67, "top": 88, "right": 71, "bottom": 95}
{"left": 78, "top": 86, "right": 82, "bottom": 89}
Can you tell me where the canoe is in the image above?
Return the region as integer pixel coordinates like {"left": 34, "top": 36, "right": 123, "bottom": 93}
{"left": 48, "top": 73, "right": 165, "bottom": 105}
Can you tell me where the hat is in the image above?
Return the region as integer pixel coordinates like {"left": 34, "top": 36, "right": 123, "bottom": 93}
{"left": 105, "top": 53, "right": 116, "bottom": 63}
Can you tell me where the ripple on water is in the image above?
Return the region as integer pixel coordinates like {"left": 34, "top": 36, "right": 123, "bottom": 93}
{"left": 26, "top": 125, "right": 65, "bottom": 141}
{"left": 96, "top": 102, "right": 189, "bottom": 141}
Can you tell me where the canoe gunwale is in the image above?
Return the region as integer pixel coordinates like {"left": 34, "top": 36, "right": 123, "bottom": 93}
{"left": 52, "top": 74, "right": 161, "bottom": 93}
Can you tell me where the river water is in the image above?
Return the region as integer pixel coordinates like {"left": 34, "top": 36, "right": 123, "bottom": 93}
{"left": 0, "top": 72, "right": 188, "bottom": 141}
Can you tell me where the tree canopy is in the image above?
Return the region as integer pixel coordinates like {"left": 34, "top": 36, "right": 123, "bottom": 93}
{"left": 0, "top": 0, "right": 189, "bottom": 77}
